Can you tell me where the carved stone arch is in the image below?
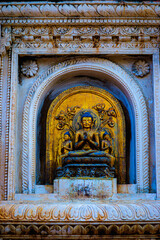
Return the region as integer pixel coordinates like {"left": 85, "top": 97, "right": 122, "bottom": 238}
{"left": 22, "top": 58, "right": 149, "bottom": 194}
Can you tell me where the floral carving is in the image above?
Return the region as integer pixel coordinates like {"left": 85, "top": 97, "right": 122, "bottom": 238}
{"left": 55, "top": 106, "right": 80, "bottom": 130}
{"left": 21, "top": 60, "right": 38, "bottom": 78}
{"left": 92, "top": 104, "right": 117, "bottom": 128}
{"left": 132, "top": 60, "right": 150, "bottom": 78}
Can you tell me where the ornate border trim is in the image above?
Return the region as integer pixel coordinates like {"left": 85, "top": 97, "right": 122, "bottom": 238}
{"left": 21, "top": 57, "right": 149, "bottom": 194}
{"left": 153, "top": 53, "right": 160, "bottom": 199}
{"left": 0, "top": 2, "right": 160, "bottom": 19}
{"left": 0, "top": 223, "right": 160, "bottom": 238}
{"left": 10, "top": 25, "right": 159, "bottom": 51}
{"left": 0, "top": 201, "right": 160, "bottom": 222}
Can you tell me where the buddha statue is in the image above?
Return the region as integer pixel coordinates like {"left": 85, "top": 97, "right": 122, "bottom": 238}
{"left": 56, "top": 111, "right": 115, "bottom": 178}
{"left": 75, "top": 112, "right": 99, "bottom": 150}
{"left": 60, "top": 111, "right": 114, "bottom": 159}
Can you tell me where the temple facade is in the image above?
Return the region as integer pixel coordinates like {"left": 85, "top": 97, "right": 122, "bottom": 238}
{"left": 0, "top": 1, "right": 160, "bottom": 239}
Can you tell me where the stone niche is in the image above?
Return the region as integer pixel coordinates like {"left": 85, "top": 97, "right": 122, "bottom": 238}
{"left": 0, "top": 1, "right": 160, "bottom": 239}
{"left": 17, "top": 56, "right": 151, "bottom": 196}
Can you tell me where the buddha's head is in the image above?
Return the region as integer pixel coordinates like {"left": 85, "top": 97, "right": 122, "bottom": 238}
{"left": 81, "top": 112, "right": 93, "bottom": 129}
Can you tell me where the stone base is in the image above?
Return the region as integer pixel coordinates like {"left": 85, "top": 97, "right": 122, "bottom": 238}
{"left": 53, "top": 177, "right": 117, "bottom": 198}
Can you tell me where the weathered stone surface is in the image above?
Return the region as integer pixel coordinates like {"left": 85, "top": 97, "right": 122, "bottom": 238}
{"left": 53, "top": 178, "right": 117, "bottom": 198}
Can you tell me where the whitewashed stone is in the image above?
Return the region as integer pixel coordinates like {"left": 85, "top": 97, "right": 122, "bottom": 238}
{"left": 54, "top": 178, "right": 117, "bottom": 198}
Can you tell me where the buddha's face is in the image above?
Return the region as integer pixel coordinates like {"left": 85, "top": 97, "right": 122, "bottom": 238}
{"left": 81, "top": 117, "right": 93, "bottom": 129}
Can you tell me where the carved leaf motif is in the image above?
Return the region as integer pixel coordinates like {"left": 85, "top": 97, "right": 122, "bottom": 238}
{"left": 99, "top": 27, "right": 117, "bottom": 35}
{"left": 116, "top": 5, "right": 137, "bottom": 17}
{"left": 154, "top": 5, "right": 160, "bottom": 16}
{"left": 92, "top": 104, "right": 116, "bottom": 128}
{"left": 59, "top": 4, "right": 78, "bottom": 17}
{"left": 40, "top": 4, "right": 62, "bottom": 17}
{"left": 77, "top": 4, "right": 98, "bottom": 17}
{"left": 30, "top": 27, "right": 50, "bottom": 36}
{"left": 143, "top": 27, "right": 159, "bottom": 36}
{"left": 55, "top": 106, "right": 80, "bottom": 130}
{"left": 1, "top": 5, "right": 21, "bottom": 17}
{"left": 20, "top": 4, "right": 41, "bottom": 17}
{"left": 136, "top": 5, "right": 156, "bottom": 17}
{"left": 97, "top": 5, "right": 116, "bottom": 17}
{"left": 54, "top": 27, "right": 70, "bottom": 35}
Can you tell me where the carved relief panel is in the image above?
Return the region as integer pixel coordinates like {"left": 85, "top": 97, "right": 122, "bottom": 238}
{"left": 46, "top": 86, "right": 126, "bottom": 184}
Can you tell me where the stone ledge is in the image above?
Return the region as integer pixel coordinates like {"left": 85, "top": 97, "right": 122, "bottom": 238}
{"left": 14, "top": 193, "right": 156, "bottom": 201}
{"left": 0, "top": 200, "right": 159, "bottom": 222}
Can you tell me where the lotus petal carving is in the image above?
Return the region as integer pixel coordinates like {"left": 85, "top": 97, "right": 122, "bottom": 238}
{"left": 21, "top": 60, "right": 38, "bottom": 78}
{"left": 132, "top": 60, "right": 150, "bottom": 78}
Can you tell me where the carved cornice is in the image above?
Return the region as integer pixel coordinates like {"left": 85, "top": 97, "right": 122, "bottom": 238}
{"left": 0, "top": 201, "right": 160, "bottom": 222}
{"left": 10, "top": 26, "right": 160, "bottom": 51}
{"left": 0, "top": 2, "right": 160, "bottom": 19}
{"left": 0, "top": 223, "right": 160, "bottom": 237}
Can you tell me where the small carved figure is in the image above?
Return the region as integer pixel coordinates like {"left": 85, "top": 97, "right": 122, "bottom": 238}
{"left": 101, "top": 132, "right": 112, "bottom": 154}
{"left": 61, "top": 131, "right": 73, "bottom": 155}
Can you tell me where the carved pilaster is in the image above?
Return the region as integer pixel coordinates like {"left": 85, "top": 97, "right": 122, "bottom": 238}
{"left": 0, "top": 51, "right": 3, "bottom": 200}
{"left": 153, "top": 53, "right": 160, "bottom": 199}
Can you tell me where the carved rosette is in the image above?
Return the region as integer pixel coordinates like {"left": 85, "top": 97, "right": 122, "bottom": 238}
{"left": 21, "top": 60, "right": 38, "bottom": 78}
{"left": 132, "top": 60, "right": 150, "bottom": 78}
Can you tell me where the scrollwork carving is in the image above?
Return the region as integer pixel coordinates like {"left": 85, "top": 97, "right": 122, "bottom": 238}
{"left": 92, "top": 104, "right": 117, "bottom": 128}
{"left": 55, "top": 106, "right": 80, "bottom": 130}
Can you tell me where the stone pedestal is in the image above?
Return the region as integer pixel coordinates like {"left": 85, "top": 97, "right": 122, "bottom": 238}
{"left": 53, "top": 178, "right": 117, "bottom": 198}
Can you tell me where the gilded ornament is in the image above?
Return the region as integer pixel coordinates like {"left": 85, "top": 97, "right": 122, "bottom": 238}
{"left": 46, "top": 86, "right": 126, "bottom": 183}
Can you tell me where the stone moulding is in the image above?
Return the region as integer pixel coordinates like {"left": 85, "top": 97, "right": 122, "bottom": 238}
{"left": 22, "top": 57, "right": 149, "bottom": 194}
{"left": 0, "top": 222, "right": 160, "bottom": 238}
{"left": 0, "top": 2, "right": 160, "bottom": 19}
{"left": 0, "top": 201, "right": 160, "bottom": 222}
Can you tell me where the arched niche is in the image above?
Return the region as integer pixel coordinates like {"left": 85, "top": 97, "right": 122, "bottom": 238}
{"left": 22, "top": 58, "right": 149, "bottom": 194}
{"left": 46, "top": 86, "right": 126, "bottom": 184}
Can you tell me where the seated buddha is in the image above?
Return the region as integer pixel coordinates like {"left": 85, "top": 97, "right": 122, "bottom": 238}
{"left": 64, "top": 111, "right": 114, "bottom": 160}
{"left": 58, "top": 111, "right": 115, "bottom": 178}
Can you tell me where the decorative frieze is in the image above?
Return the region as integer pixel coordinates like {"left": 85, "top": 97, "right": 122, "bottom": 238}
{"left": 0, "top": 3, "right": 160, "bottom": 19}
{"left": 0, "top": 201, "right": 160, "bottom": 222}
{"left": 0, "top": 223, "right": 160, "bottom": 237}
{"left": 10, "top": 26, "right": 160, "bottom": 51}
